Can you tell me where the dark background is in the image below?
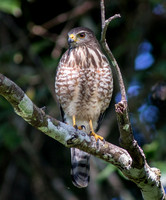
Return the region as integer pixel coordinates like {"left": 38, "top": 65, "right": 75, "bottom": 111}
{"left": 0, "top": 0, "right": 166, "bottom": 199}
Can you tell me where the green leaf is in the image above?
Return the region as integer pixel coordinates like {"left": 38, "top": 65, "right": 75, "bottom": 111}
{"left": 0, "top": 0, "right": 21, "bottom": 16}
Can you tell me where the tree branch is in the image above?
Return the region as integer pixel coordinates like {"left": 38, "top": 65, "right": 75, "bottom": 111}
{"left": 0, "top": 71, "right": 165, "bottom": 200}
{"left": 0, "top": 1, "right": 165, "bottom": 199}
{"left": 100, "top": 0, "right": 143, "bottom": 164}
{"left": 100, "top": 1, "right": 125, "bottom": 101}
{"left": 100, "top": 0, "right": 166, "bottom": 199}
{"left": 0, "top": 73, "right": 131, "bottom": 168}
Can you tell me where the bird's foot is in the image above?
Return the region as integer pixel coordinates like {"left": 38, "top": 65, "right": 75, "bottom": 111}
{"left": 74, "top": 125, "right": 86, "bottom": 130}
{"left": 72, "top": 116, "right": 86, "bottom": 131}
{"left": 89, "top": 131, "right": 104, "bottom": 142}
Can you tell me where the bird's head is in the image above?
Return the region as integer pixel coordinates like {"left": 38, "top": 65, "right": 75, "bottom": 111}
{"left": 68, "top": 27, "right": 97, "bottom": 49}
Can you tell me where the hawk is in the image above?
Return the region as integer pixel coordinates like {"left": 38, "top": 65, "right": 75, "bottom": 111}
{"left": 55, "top": 27, "right": 113, "bottom": 188}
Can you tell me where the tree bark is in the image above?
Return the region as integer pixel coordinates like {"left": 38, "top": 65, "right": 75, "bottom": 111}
{"left": 0, "top": 73, "right": 165, "bottom": 200}
{"left": 0, "top": 1, "right": 165, "bottom": 199}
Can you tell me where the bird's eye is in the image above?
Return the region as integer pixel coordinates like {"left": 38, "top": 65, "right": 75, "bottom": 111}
{"left": 78, "top": 32, "right": 86, "bottom": 38}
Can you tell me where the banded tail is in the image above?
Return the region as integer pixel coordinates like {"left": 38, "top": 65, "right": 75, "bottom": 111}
{"left": 71, "top": 148, "right": 90, "bottom": 188}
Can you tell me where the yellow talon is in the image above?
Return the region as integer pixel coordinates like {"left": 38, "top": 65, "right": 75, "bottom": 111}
{"left": 89, "top": 119, "right": 104, "bottom": 141}
{"left": 72, "top": 116, "right": 103, "bottom": 141}
{"left": 90, "top": 131, "right": 104, "bottom": 141}
{"left": 72, "top": 115, "right": 85, "bottom": 130}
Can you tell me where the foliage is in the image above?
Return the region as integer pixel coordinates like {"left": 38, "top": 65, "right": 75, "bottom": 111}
{"left": 0, "top": 0, "right": 166, "bottom": 199}
{"left": 0, "top": 0, "right": 21, "bottom": 16}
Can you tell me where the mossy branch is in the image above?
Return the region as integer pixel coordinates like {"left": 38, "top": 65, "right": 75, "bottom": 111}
{"left": 0, "top": 1, "right": 165, "bottom": 199}
{"left": 100, "top": 0, "right": 165, "bottom": 199}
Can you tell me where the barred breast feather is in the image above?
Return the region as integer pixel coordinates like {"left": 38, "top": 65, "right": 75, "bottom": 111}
{"left": 55, "top": 27, "right": 113, "bottom": 188}
{"left": 55, "top": 45, "right": 113, "bottom": 124}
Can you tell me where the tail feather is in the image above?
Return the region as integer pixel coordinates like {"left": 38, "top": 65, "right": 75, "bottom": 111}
{"left": 71, "top": 148, "right": 90, "bottom": 188}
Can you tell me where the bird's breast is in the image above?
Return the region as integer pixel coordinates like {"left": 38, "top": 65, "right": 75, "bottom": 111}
{"left": 55, "top": 46, "right": 113, "bottom": 120}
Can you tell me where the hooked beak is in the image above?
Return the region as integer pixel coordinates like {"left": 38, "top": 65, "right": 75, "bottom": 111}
{"left": 68, "top": 34, "right": 77, "bottom": 47}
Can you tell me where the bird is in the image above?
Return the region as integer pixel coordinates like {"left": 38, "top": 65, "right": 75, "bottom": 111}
{"left": 55, "top": 27, "right": 113, "bottom": 188}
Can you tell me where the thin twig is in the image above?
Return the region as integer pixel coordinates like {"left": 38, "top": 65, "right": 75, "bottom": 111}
{"left": 100, "top": 0, "right": 105, "bottom": 30}
{"left": 100, "top": 1, "right": 126, "bottom": 101}
{"left": 100, "top": 0, "right": 147, "bottom": 168}
{"left": 101, "top": 14, "right": 121, "bottom": 43}
{"left": 100, "top": 0, "right": 144, "bottom": 167}
{"left": 99, "top": 1, "right": 166, "bottom": 199}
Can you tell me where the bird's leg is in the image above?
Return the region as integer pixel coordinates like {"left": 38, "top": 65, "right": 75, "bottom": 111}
{"left": 72, "top": 115, "right": 85, "bottom": 130}
{"left": 89, "top": 119, "right": 104, "bottom": 141}
{"left": 72, "top": 115, "right": 76, "bottom": 128}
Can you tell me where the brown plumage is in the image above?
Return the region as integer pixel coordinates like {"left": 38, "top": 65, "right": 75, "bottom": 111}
{"left": 55, "top": 27, "right": 113, "bottom": 188}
